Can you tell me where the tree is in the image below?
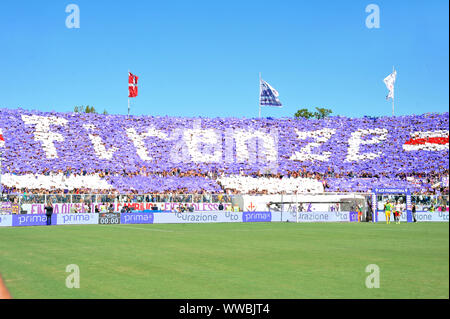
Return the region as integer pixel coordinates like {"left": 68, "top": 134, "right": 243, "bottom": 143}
{"left": 294, "top": 108, "right": 314, "bottom": 119}
{"left": 295, "top": 107, "right": 333, "bottom": 119}
{"left": 85, "top": 105, "right": 97, "bottom": 113}
{"left": 313, "top": 107, "right": 333, "bottom": 119}
{"left": 73, "top": 105, "right": 99, "bottom": 114}
{"left": 102, "top": 109, "right": 108, "bottom": 115}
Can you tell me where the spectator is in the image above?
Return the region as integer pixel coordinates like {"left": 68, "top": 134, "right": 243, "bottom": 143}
{"left": 70, "top": 205, "right": 78, "bottom": 214}
{"left": 108, "top": 203, "right": 114, "bottom": 213}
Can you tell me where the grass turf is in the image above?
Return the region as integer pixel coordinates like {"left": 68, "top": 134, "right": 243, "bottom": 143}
{"left": 0, "top": 222, "right": 448, "bottom": 299}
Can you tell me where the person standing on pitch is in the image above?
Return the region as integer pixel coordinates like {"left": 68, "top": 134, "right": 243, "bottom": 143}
{"left": 412, "top": 203, "right": 417, "bottom": 223}
{"left": 357, "top": 205, "right": 363, "bottom": 222}
{"left": 44, "top": 202, "right": 54, "bottom": 226}
{"left": 384, "top": 200, "right": 392, "bottom": 224}
{"left": 392, "top": 201, "right": 398, "bottom": 223}
{"left": 394, "top": 201, "right": 402, "bottom": 224}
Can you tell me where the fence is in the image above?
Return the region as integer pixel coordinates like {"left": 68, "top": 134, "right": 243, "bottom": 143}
{"left": 1, "top": 192, "right": 448, "bottom": 215}
{"left": 1, "top": 193, "right": 235, "bottom": 204}
{"left": 1, "top": 193, "right": 239, "bottom": 214}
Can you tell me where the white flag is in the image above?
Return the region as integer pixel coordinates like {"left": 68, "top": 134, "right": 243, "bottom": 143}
{"left": 259, "top": 79, "right": 282, "bottom": 107}
{"left": 383, "top": 69, "right": 397, "bottom": 100}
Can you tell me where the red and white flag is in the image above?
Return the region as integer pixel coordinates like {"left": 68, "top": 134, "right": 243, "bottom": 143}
{"left": 403, "top": 130, "right": 449, "bottom": 151}
{"left": 128, "top": 72, "right": 138, "bottom": 98}
{"left": 0, "top": 129, "right": 4, "bottom": 147}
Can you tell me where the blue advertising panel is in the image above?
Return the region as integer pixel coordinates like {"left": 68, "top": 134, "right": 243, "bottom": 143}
{"left": 242, "top": 212, "right": 272, "bottom": 222}
{"left": 57, "top": 213, "right": 99, "bottom": 225}
{"left": 12, "top": 214, "right": 56, "bottom": 227}
{"left": 121, "top": 212, "right": 154, "bottom": 224}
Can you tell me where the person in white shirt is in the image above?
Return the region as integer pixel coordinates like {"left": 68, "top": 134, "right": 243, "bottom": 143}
{"left": 394, "top": 202, "right": 402, "bottom": 224}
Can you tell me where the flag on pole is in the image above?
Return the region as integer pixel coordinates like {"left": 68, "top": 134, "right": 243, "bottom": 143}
{"left": 383, "top": 69, "right": 396, "bottom": 100}
{"left": 0, "top": 129, "right": 4, "bottom": 148}
{"left": 259, "top": 79, "right": 282, "bottom": 107}
{"left": 128, "top": 72, "right": 139, "bottom": 98}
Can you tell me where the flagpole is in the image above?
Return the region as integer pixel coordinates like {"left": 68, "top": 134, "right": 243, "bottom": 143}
{"left": 392, "top": 66, "right": 395, "bottom": 116}
{"left": 258, "top": 72, "right": 261, "bottom": 118}
{"left": 128, "top": 69, "right": 130, "bottom": 117}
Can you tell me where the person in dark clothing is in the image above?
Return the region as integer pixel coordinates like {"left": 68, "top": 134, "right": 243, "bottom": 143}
{"left": 366, "top": 202, "right": 373, "bottom": 222}
{"left": 108, "top": 203, "right": 114, "bottom": 213}
{"left": 44, "top": 202, "right": 53, "bottom": 226}
{"left": 412, "top": 203, "right": 417, "bottom": 223}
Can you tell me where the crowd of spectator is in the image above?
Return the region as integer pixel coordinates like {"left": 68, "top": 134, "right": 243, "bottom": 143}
{"left": 0, "top": 108, "right": 448, "bottom": 196}
{"left": 2, "top": 168, "right": 447, "bottom": 195}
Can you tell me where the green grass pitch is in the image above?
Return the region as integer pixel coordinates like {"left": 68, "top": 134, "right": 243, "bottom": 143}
{"left": 0, "top": 222, "right": 448, "bottom": 299}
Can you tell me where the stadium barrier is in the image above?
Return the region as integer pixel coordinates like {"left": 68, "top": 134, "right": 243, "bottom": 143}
{"left": 1, "top": 210, "right": 448, "bottom": 227}
{"left": 17, "top": 201, "right": 233, "bottom": 214}
{"left": 2, "top": 193, "right": 448, "bottom": 217}
{"left": 376, "top": 210, "right": 449, "bottom": 222}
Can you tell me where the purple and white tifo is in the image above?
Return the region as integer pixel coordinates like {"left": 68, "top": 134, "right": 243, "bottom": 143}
{"left": 0, "top": 108, "right": 448, "bottom": 193}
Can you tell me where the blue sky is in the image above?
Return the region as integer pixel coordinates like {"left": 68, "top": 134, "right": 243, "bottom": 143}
{"left": 0, "top": 0, "right": 448, "bottom": 118}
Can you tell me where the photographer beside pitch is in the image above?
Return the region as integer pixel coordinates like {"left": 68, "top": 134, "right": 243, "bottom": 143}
{"left": 44, "top": 202, "right": 53, "bottom": 226}
{"left": 412, "top": 203, "right": 417, "bottom": 222}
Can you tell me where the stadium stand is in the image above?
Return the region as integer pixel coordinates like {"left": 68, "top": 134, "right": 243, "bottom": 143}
{"left": 217, "top": 176, "right": 324, "bottom": 194}
{"left": 0, "top": 108, "right": 448, "bottom": 195}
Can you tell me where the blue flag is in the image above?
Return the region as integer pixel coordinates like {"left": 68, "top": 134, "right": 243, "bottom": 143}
{"left": 259, "top": 79, "right": 282, "bottom": 107}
